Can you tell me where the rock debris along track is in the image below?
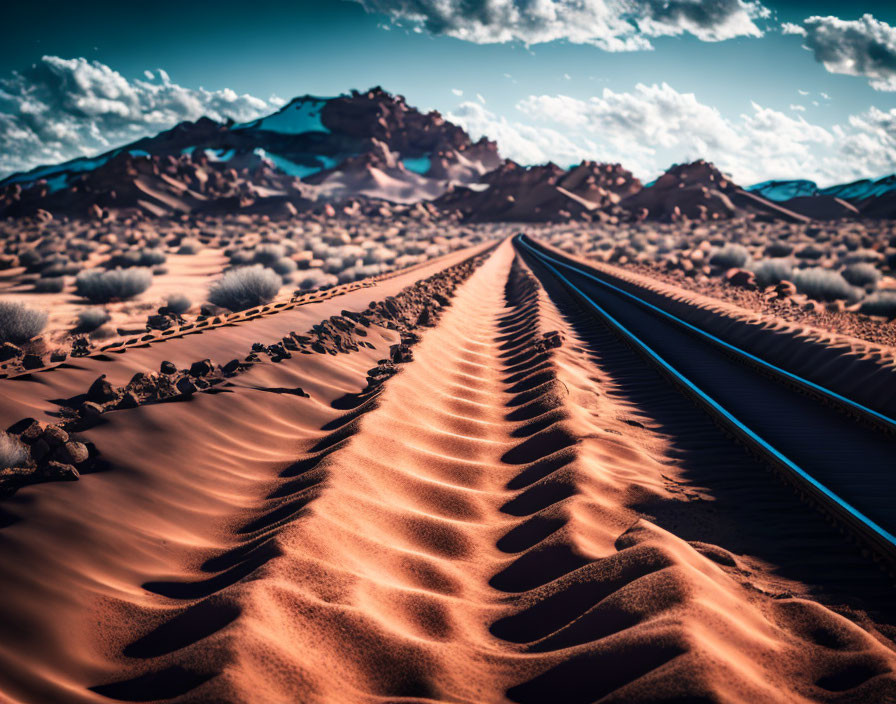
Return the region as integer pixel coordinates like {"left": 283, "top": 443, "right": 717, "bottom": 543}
{"left": 1, "top": 239, "right": 896, "bottom": 703}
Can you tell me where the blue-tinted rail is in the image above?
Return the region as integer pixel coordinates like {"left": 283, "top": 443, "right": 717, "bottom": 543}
{"left": 515, "top": 234, "right": 896, "bottom": 562}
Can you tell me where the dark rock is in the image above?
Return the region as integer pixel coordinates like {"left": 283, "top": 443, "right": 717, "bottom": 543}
{"left": 775, "top": 280, "right": 797, "bottom": 298}
{"left": 389, "top": 344, "right": 413, "bottom": 364}
{"left": 7, "top": 418, "right": 38, "bottom": 435}
{"left": 21, "top": 354, "right": 44, "bottom": 370}
{"left": 146, "top": 314, "right": 173, "bottom": 330}
{"left": 55, "top": 441, "right": 89, "bottom": 465}
{"left": 416, "top": 308, "right": 433, "bottom": 327}
{"left": 87, "top": 375, "right": 117, "bottom": 402}
{"left": 80, "top": 401, "right": 104, "bottom": 418}
{"left": 724, "top": 268, "right": 757, "bottom": 290}
{"left": 0, "top": 343, "right": 22, "bottom": 362}
{"left": 42, "top": 425, "right": 69, "bottom": 447}
{"left": 42, "top": 461, "right": 79, "bottom": 481}
{"left": 30, "top": 439, "right": 50, "bottom": 463}
{"left": 116, "top": 392, "right": 139, "bottom": 409}
{"left": 19, "top": 421, "right": 43, "bottom": 444}
{"left": 71, "top": 337, "right": 90, "bottom": 357}
{"left": 176, "top": 377, "right": 197, "bottom": 395}
{"left": 189, "top": 359, "right": 213, "bottom": 377}
{"left": 50, "top": 350, "right": 67, "bottom": 363}
{"left": 160, "top": 360, "right": 177, "bottom": 375}
{"left": 222, "top": 359, "right": 241, "bottom": 375}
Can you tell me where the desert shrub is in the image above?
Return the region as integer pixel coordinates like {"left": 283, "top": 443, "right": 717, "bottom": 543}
{"left": 270, "top": 257, "right": 297, "bottom": 277}
{"left": 796, "top": 244, "right": 825, "bottom": 260}
{"left": 252, "top": 244, "right": 286, "bottom": 267}
{"left": 791, "top": 268, "right": 859, "bottom": 302}
{"left": 105, "top": 249, "right": 166, "bottom": 269}
{"left": 176, "top": 238, "right": 202, "bottom": 255}
{"left": 18, "top": 250, "right": 42, "bottom": 269}
{"left": 207, "top": 265, "right": 281, "bottom": 311}
{"left": 841, "top": 263, "right": 881, "bottom": 288}
{"left": 0, "top": 433, "right": 29, "bottom": 469}
{"left": 33, "top": 277, "right": 65, "bottom": 293}
{"left": 764, "top": 241, "right": 793, "bottom": 258}
{"left": 0, "top": 301, "right": 47, "bottom": 343}
{"left": 297, "top": 269, "right": 338, "bottom": 291}
{"left": 165, "top": 293, "right": 192, "bottom": 315}
{"left": 75, "top": 308, "right": 110, "bottom": 332}
{"left": 750, "top": 259, "right": 793, "bottom": 288}
{"left": 842, "top": 248, "right": 882, "bottom": 265}
{"left": 75, "top": 268, "right": 153, "bottom": 302}
{"left": 41, "top": 262, "right": 80, "bottom": 277}
{"left": 859, "top": 292, "right": 896, "bottom": 318}
{"left": 228, "top": 250, "right": 254, "bottom": 266}
{"left": 709, "top": 244, "right": 749, "bottom": 270}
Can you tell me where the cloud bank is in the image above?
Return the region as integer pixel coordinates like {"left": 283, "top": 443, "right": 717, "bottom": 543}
{"left": 787, "top": 14, "right": 896, "bottom": 91}
{"left": 353, "top": 0, "right": 768, "bottom": 51}
{"left": 0, "top": 56, "right": 274, "bottom": 177}
{"left": 448, "top": 84, "right": 896, "bottom": 186}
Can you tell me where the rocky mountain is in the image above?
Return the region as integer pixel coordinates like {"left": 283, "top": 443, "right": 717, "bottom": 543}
{"left": 749, "top": 175, "right": 896, "bottom": 219}
{"left": 435, "top": 161, "right": 640, "bottom": 222}
{"left": 621, "top": 160, "right": 809, "bottom": 223}
{"left": 0, "top": 87, "right": 502, "bottom": 219}
{"left": 3, "top": 86, "right": 895, "bottom": 224}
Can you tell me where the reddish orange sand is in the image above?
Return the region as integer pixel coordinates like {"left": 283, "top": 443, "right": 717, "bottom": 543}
{"left": 0, "top": 240, "right": 894, "bottom": 703}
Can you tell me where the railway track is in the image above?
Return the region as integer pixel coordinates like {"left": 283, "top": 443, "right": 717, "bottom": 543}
{"left": 515, "top": 233, "right": 896, "bottom": 569}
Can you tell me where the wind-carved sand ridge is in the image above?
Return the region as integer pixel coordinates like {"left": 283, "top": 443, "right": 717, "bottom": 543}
{"left": 0, "top": 239, "right": 894, "bottom": 702}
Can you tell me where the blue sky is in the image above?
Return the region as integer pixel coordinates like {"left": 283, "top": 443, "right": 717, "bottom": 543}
{"left": 2, "top": 0, "right": 896, "bottom": 185}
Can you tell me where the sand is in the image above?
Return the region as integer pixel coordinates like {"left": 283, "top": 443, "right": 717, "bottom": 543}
{"left": 0, "top": 238, "right": 894, "bottom": 703}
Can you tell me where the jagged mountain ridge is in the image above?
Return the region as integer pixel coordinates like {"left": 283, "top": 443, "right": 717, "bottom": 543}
{"left": 2, "top": 87, "right": 895, "bottom": 222}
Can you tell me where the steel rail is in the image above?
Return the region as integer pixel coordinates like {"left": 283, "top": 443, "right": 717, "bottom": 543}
{"left": 515, "top": 233, "right": 896, "bottom": 566}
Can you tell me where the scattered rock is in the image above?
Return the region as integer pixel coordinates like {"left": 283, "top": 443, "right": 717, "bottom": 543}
{"left": 176, "top": 377, "right": 198, "bottom": 395}
{"left": 724, "top": 268, "right": 757, "bottom": 290}
{"left": 42, "top": 425, "right": 69, "bottom": 447}
{"left": 116, "top": 392, "right": 139, "bottom": 409}
{"left": 87, "top": 375, "right": 117, "bottom": 403}
{"left": 80, "top": 401, "right": 104, "bottom": 419}
{"left": 55, "top": 441, "right": 89, "bottom": 465}
{"left": 21, "top": 354, "right": 44, "bottom": 370}
{"left": 42, "top": 461, "right": 79, "bottom": 482}
{"left": 160, "top": 361, "right": 177, "bottom": 375}
{"left": 774, "top": 280, "right": 797, "bottom": 298}
{"left": 189, "top": 359, "right": 213, "bottom": 377}
{"left": 0, "top": 343, "right": 22, "bottom": 362}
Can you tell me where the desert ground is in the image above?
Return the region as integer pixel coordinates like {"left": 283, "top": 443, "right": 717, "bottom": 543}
{"left": 0, "top": 219, "right": 895, "bottom": 702}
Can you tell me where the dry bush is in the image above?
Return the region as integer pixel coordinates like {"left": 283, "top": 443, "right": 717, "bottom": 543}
{"left": 0, "top": 301, "right": 47, "bottom": 344}
{"left": 207, "top": 265, "right": 281, "bottom": 311}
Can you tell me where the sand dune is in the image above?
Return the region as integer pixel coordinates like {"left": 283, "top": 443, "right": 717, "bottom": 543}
{"left": 0, "top": 239, "right": 894, "bottom": 702}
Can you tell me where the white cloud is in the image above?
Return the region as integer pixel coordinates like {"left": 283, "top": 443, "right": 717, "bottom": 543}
{"left": 798, "top": 89, "right": 810, "bottom": 95}
{"left": 476, "top": 93, "right": 486, "bottom": 104}
{"left": 456, "top": 83, "right": 893, "bottom": 186}
{"left": 353, "top": 0, "right": 769, "bottom": 52}
{"left": 452, "top": 88, "right": 464, "bottom": 96}
{"left": 781, "top": 22, "right": 807, "bottom": 36}
{"left": 0, "top": 56, "right": 274, "bottom": 177}
{"left": 790, "top": 104, "right": 806, "bottom": 111}
{"left": 795, "top": 14, "right": 896, "bottom": 91}
{"left": 446, "top": 101, "right": 594, "bottom": 165}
